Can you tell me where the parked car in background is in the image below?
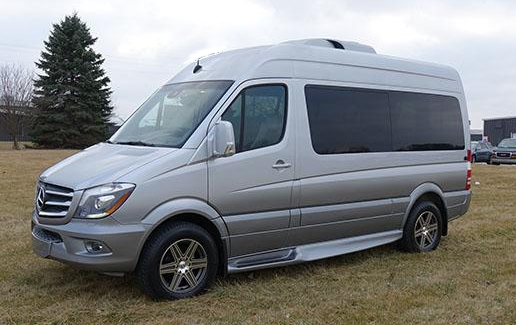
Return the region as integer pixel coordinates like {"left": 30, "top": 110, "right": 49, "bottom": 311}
{"left": 491, "top": 138, "right": 516, "bottom": 165}
{"left": 471, "top": 141, "right": 493, "bottom": 163}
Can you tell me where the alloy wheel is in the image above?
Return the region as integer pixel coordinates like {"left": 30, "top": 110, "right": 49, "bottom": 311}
{"left": 414, "top": 211, "right": 438, "bottom": 249}
{"left": 159, "top": 239, "right": 208, "bottom": 294}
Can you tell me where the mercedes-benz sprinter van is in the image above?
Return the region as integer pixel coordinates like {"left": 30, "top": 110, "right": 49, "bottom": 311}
{"left": 32, "top": 39, "right": 472, "bottom": 299}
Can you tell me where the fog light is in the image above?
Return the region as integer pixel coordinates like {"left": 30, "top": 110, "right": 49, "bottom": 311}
{"left": 84, "top": 240, "right": 111, "bottom": 254}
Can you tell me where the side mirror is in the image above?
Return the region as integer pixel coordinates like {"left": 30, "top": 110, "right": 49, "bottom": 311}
{"left": 208, "top": 120, "right": 236, "bottom": 158}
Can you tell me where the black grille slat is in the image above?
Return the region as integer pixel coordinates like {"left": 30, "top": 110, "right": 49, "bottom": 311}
{"left": 46, "top": 192, "right": 71, "bottom": 202}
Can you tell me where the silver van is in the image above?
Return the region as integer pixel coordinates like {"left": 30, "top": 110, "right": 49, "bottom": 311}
{"left": 32, "top": 39, "right": 472, "bottom": 299}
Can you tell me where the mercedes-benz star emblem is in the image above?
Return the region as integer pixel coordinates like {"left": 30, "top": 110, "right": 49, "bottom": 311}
{"left": 36, "top": 186, "right": 46, "bottom": 210}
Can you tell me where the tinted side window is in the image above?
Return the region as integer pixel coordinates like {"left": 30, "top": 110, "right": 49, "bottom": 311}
{"left": 305, "top": 86, "right": 391, "bottom": 154}
{"left": 390, "top": 92, "right": 464, "bottom": 151}
{"left": 222, "top": 85, "right": 286, "bottom": 153}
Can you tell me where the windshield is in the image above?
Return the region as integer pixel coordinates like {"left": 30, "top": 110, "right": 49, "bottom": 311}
{"left": 471, "top": 141, "right": 478, "bottom": 150}
{"left": 111, "top": 81, "right": 233, "bottom": 147}
{"left": 498, "top": 138, "right": 516, "bottom": 149}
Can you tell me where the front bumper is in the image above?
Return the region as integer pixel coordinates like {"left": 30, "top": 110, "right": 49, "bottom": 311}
{"left": 32, "top": 212, "right": 150, "bottom": 273}
{"left": 491, "top": 158, "right": 516, "bottom": 164}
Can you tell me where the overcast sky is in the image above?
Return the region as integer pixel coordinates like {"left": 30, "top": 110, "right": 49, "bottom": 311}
{"left": 1, "top": 0, "right": 515, "bottom": 128}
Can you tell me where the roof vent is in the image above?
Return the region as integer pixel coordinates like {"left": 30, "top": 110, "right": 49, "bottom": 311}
{"left": 283, "top": 38, "right": 376, "bottom": 54}
{"left": 327, "top": 40, "right": 344, "bottom": 49}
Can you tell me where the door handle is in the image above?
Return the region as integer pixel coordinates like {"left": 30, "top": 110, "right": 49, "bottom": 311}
{"left": 272, "top": 160, "right": 291, "bottom": 170}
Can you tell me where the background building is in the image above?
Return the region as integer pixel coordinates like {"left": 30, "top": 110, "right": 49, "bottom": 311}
{"left": 484, "top": 116, "right": 516, "bottom": 146}
{"left": 0, "top": 105, "right": 31, "bottom": 142}
{"left": 0, "top": 108, "right": 123, "bottom": 144}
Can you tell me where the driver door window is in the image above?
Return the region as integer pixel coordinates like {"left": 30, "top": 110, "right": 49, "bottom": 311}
{"left": 221, "top": 85, "right": 287, "bottom": 153}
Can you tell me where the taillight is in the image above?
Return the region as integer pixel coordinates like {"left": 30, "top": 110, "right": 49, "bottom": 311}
{"left": 465, "top": 149, "right": 472, "bottom": 190}
{"left": 465, "top": 168, "right": 472, "bottom": 190}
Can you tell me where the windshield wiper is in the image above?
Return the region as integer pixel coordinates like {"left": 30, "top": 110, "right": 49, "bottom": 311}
{"left": 113, "top": 141, "right": 156, "bottom": 147}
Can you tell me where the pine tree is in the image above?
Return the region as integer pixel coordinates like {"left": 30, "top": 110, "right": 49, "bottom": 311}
{"left": 31, "top": 13, "right": 113, "bottom": 148}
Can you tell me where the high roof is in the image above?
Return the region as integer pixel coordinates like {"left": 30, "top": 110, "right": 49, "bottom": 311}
{"left": 167, "top": 38, "right": 462, "bottom": 93}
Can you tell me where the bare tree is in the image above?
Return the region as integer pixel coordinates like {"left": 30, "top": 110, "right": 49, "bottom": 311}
{"left": 0, "top": 64, "right": 34, "bottom": 149}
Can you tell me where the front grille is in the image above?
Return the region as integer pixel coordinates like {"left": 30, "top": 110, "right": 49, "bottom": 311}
{"left": 36, "top": 182, "right": 74, "bottom": 218}
{"left": 496, "top": 152, "right": 511, "bottom": 158}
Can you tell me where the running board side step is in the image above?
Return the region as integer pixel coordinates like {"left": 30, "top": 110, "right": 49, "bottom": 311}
{"left": 227, "top": 230, "right": 402, "bottom": 273}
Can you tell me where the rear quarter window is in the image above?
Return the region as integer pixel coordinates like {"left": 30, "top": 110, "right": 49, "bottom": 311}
{"left": 390, "top": 92, "right": 465, "bottom": 151}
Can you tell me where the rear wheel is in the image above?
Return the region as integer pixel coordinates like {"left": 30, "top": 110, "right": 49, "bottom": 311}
{"left": 137, "top": 222, "right": 219, "bottom": 300}
{"left": 399, "top": 201, "right": 442, "bottom": 252}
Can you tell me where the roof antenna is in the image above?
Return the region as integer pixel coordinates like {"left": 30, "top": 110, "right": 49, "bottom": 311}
{"left": 193, "top": 58, "right": 202, "bottom": 73}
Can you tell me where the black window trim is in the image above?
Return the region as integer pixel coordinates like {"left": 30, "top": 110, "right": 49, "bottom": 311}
{"left": 304, "top": 84, "right": 465, "bottom": 155}
{"left": 221, "top": 83, "right": 288, "bottom": 154}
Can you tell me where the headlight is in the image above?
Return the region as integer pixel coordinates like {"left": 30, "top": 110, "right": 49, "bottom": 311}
{"left": 74, "top": 183, "right": 135, "bottom": 219}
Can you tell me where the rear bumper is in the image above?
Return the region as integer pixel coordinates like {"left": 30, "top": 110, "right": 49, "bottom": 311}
{"left": 444, "top": 190, "right": 471, "bottom": 221}
{"left": 32, "top": 212, "right": 150, "bottom": 273}
{"left": 473, "top": 155, "right": 491, "bottom": 163}
{"left": 491, "top": 158, "right": 516, "bottom": 164}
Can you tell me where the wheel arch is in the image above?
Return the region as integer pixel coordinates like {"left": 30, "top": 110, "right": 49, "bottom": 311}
{"left": 136, "top": 198, "right": 229, "bottom": 276}
{"left": 402, "top": 183, "right": 449, "bottom": 236}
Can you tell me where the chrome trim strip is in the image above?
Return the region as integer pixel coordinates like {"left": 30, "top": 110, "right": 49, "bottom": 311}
{"left": 45, "top": 189, "right": 74, "bottom": 198}
{"left": 38, "top": 210, "right": 68, "bottom": 217}
{"left": 45, "top": 201, "right": 72, "bottom": 207}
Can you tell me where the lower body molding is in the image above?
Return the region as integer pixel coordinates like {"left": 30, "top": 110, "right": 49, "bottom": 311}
{"left": 227, "top": 229, "right": 403, "bottom": 273}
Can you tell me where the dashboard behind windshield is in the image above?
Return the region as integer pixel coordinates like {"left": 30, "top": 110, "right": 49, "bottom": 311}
{"left": 111, "top": 80, "right": 233, "bottom": 148}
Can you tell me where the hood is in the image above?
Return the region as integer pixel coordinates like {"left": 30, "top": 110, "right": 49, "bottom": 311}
{"left": 40, "top": 143, "right": 176, "bottom": 190}
{"left": 494, "top": 147, "right": 516, "bottom": 153}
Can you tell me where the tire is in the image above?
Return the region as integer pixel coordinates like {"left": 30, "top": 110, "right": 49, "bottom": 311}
{"left": 398, "top": 201, "right": 443, "bottom": 253}
{"left": 137, "top": 222, "right": 219, "bottom": 300}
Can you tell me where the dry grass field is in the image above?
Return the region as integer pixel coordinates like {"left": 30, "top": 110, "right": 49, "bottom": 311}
{"left": 1, "top": 146, "right": 516, "bottom": 324}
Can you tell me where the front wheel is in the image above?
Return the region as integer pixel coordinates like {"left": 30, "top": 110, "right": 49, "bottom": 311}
{"left": 137, "top": 222, "right": 219, "bottom": 300}
{"left": 398, "top": 201, "right": 442, "bottom": 253}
